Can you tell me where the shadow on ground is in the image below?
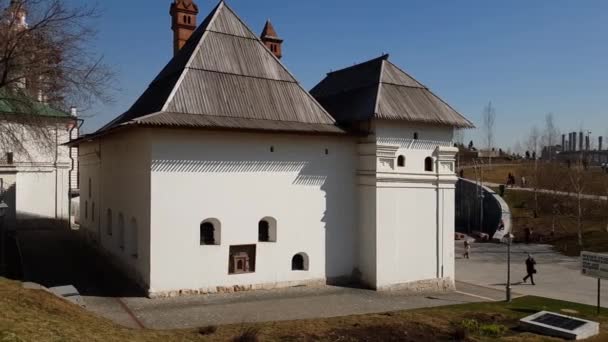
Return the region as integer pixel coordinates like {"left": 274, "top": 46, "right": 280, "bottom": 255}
{"left": 17, "top": 224, "right": 144, "bottom": 298}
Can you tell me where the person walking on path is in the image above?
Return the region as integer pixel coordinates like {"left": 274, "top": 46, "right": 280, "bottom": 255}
{"left": 523, "top": 254, "right": 537, "bottom": 285}
{"left": 463, "top": 240, "right": 471, "bottom": 259}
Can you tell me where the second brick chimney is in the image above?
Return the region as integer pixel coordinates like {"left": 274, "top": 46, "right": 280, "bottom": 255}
{"left": 260, "top": 20, "right": 283, "bottom": 59}
{"left": 170, "top": 0, "right": 199, "bottom": 55}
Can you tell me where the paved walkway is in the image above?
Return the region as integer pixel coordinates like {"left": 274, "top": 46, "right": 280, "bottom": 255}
{"left": 121, "top": 282, "right": 500, "bottom": 329}
{"left": 456, "top": 241, "right": 608, "bottom": 308}
{"left": 17, "top": 227, "right": 507, "bottom": 329}
{"left": 482, "top": 181, "right": 607, "bottom": 201}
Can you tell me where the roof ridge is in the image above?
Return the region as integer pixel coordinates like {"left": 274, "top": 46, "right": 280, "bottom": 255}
{"left": 184, "top": 66, "right": 298, "bottom": 83}
{"left": 381, "top": 59, "right": 426, "bottom": 89}
{"left": 326, "top": 54, "right": 389, "bottom": 76}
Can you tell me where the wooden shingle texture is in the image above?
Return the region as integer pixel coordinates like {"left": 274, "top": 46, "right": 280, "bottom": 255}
{"left": 99, "top": 1, "right": 341, "bottom": 134}
{"left": 310, "top": 55, "right": 474, "bottom": 128}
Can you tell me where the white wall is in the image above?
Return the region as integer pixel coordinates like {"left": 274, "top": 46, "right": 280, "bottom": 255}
{"left": 1, "top": 119, "right": 74, "bottom": 222}
{"left": 148, "top": 129, "right": 357, "bottom": 293}
{"left": 78, "top": 129, "right": 151, "bottom": 287}
{"left": 357, "top": 119, "right": 457, "bottom": 289}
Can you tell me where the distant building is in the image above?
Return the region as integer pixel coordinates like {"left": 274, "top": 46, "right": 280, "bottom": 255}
{"left": 0, "top": 1, "right": 80, "bottom": 229}
{"left": 70, "top": 1, "right": 473, "bottom": 297}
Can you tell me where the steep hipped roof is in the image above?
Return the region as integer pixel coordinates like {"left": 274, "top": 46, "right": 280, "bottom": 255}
{"left": 310, "top": 55, "right": 474, "bottom": 128}
{"left": 99, "top": 1, "right": 341, "bottom": 134}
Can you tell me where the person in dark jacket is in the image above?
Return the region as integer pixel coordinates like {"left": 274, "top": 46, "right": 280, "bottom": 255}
{"left": 523, "top": 254, "right": 537, "bottom": 285}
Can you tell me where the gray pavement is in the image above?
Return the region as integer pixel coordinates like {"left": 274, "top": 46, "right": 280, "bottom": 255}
{"left": 17, "top": 226, "right": 507, "bottom": 329}
{"left": 122, "top": 283, "right": 495, "bottom": 330}
{"left": 456, "top": 240, "right": 608, "bottom": 308}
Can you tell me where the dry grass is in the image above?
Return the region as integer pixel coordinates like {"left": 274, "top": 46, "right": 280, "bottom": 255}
{"left": 1, "top": 277, "right": 608, "bottom": 341}
{"left": 497, "top": 188, "right": 608, "bottom": 256}
{"left": 462, "top": 162, "right": 608, "bottom": 197}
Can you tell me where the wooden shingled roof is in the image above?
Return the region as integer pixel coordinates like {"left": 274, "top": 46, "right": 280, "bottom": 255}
{"left": 310, "top": 55, "right": 474, "bottom": 128}
{"left": 98, "top": 1, "right": 342, "bottom": 135}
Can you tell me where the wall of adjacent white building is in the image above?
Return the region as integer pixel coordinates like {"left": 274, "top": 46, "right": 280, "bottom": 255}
{"left": 78, "top": 129, "right": 151, "bottom": 287}
{"left": 0, "top": 119, "right": 74, "bottom": 224}
{"left": 148, "top": 129, "right": 358, "bottom": 294}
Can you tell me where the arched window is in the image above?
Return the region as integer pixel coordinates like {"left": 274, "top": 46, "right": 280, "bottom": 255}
{"left": 118, "top": 213, "right": 125, "bottom": 250}
{"left": 130, "top": 218, "right": 138, "bottom": 258}
{"left": 397, "top": 155, "right": 406, "bottom": 167}
{"left": 106, "top": 209, "right": 113, "bottom": 236}
{"left": 414, "top": 132, "right": 419, "bottom": 140}
{"left": 183, "top": 15, "right": 187, "bottom": 23}
{"left": 292, "top": 253, "right": 309, "bottom": 271}
{"left": 200, "top": 219, "right": 221, "bottom": 245}
{"left": 259, "top": 220, "right": 269, "bottom": 242}
{"left": 258, "top": 217, "right": 277, "bottom": 242}
{"left": 425, "top": 157, "right": 434, "bottom": 172}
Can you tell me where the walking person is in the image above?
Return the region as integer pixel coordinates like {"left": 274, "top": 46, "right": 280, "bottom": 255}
{"left": 523, "top": 253, "right": 537, "bottom": 285}
{"left": 463, "top": 240, "right": 471, "bottom": 259}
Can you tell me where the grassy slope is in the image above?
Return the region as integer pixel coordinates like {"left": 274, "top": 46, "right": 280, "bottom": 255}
{"left": 461, "top": 162, "right": 608, "bottom": 197}
{"left": 1, "top": 277, "right": 608, "bottom": 341}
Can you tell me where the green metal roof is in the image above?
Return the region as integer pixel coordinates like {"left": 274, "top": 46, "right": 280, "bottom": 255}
{"left": 0, "top": 89, "right": 70, "bottom": 118}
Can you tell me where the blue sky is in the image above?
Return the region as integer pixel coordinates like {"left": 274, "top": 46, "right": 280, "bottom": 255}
{"left": 76, "top": 0, "right": 608, "bottom": 150}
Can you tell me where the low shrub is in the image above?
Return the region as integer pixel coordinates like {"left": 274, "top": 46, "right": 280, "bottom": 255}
{"left": 479, "top": 323, "right": 507, "bottom": 337}
{"left": 232, "top": 327, "right": 260, "bottom": 342}
{"left": 198, "top": 325, "right": 217, "bottom": 336}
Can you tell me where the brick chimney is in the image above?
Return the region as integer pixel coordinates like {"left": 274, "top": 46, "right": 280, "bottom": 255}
{"left": 261, "top": 20, "right": 283, "bottom": 59}
{"left": 170, "top": 0, "right": 199, "bottom": 55}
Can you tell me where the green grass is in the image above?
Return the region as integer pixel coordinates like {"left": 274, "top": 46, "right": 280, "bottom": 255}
{"left": 1, "top": 277, "right": 607, "bottom": 341}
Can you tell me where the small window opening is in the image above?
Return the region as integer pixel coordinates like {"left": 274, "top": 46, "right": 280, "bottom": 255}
{"left": 130, "top": 217, "right": 138, "bottom": 258}
{"left": 425, "top": 157, "right": 434, "bottom": 172}
{"left": 201, "top": 222, "right": 215, "bottom": 245}
{"left": 91, "top": 202, "right": 95, "bottom": 222}
{"left": 106, "top": 209, "right": 112, "bottom": 236}
{"left": 397, "top": 155, "right": 405, "bottom": 167}
{"left": 414, "top": 132, "right": 419, "bottom": 140}
{"left": 88, "top": 178, "right": 92, "bottom": 198}
{"left": 259, "top": 220, "right": 270, "bottom": 242}
{"left": 258, "top": 217, "right": 277, "bottom": 242}
{"left": 118, "top": 213, "right": 125, "bottom": 250}
{"left": 292, "top": 253, "right": 309, "bottom": 271}
{"left": 200, "top": 219, "right": 221, "bottom": 245}
{"left": 325, "top": 148, "right": 329, "bottom": 155}
{"left": 183, "top": 15, "right": 187, "bottom": 23}
{"left": 270, "top": 146, "right": 275, "bottom": 152}
{"left": 6, "top": 152, "right": 13, "bottom": 164}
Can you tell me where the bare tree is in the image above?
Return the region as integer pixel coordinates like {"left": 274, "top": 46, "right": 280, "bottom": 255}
{"left": 568, "top": 154, "right": 587, "bottom": 247}
{"left": 527, "top": 126, "right": 541, "bottom": 216}
{"left": 542, "top": 113, "right": 559, "bottom": 160}
{"left": 481, "top": 101, "right": 496, "bottom": 166}
{"left": 0, "top": 0, "right": 113, "bottom": 157}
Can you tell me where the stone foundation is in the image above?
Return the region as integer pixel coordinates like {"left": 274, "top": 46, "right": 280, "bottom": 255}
{"left": 376, "top": 277, "right": 455, "bottom": 293}
{"left": 148, "top": 278, "right": 326, "bottom": 299}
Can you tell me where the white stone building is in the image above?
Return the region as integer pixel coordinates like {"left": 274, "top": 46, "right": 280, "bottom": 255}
{"left": 71, "top": 1, "right": 473, "bottom": 296}
{"left": 0, "top": 101, "right": 79, "bottom": 229}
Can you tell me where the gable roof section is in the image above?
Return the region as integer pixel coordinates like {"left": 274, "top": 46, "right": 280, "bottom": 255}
{"left": 99, "top": 1, "right": 341, "bottom": 134}
{"left": 310, "top": 55, "right": 474, "bottom": 128}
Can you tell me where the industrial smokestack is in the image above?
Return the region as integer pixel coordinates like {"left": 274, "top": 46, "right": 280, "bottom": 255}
{"left": 600, "top": 136, "right": 603, "bottom": 151}
{"left": 562, "top": 134, "right": 566, "bottom": 152}
{"left": 579, "top": 132, "right": 584, "bottom": 151}
{"left": 586, "top": 135, "right": 590, "bottom": 151}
